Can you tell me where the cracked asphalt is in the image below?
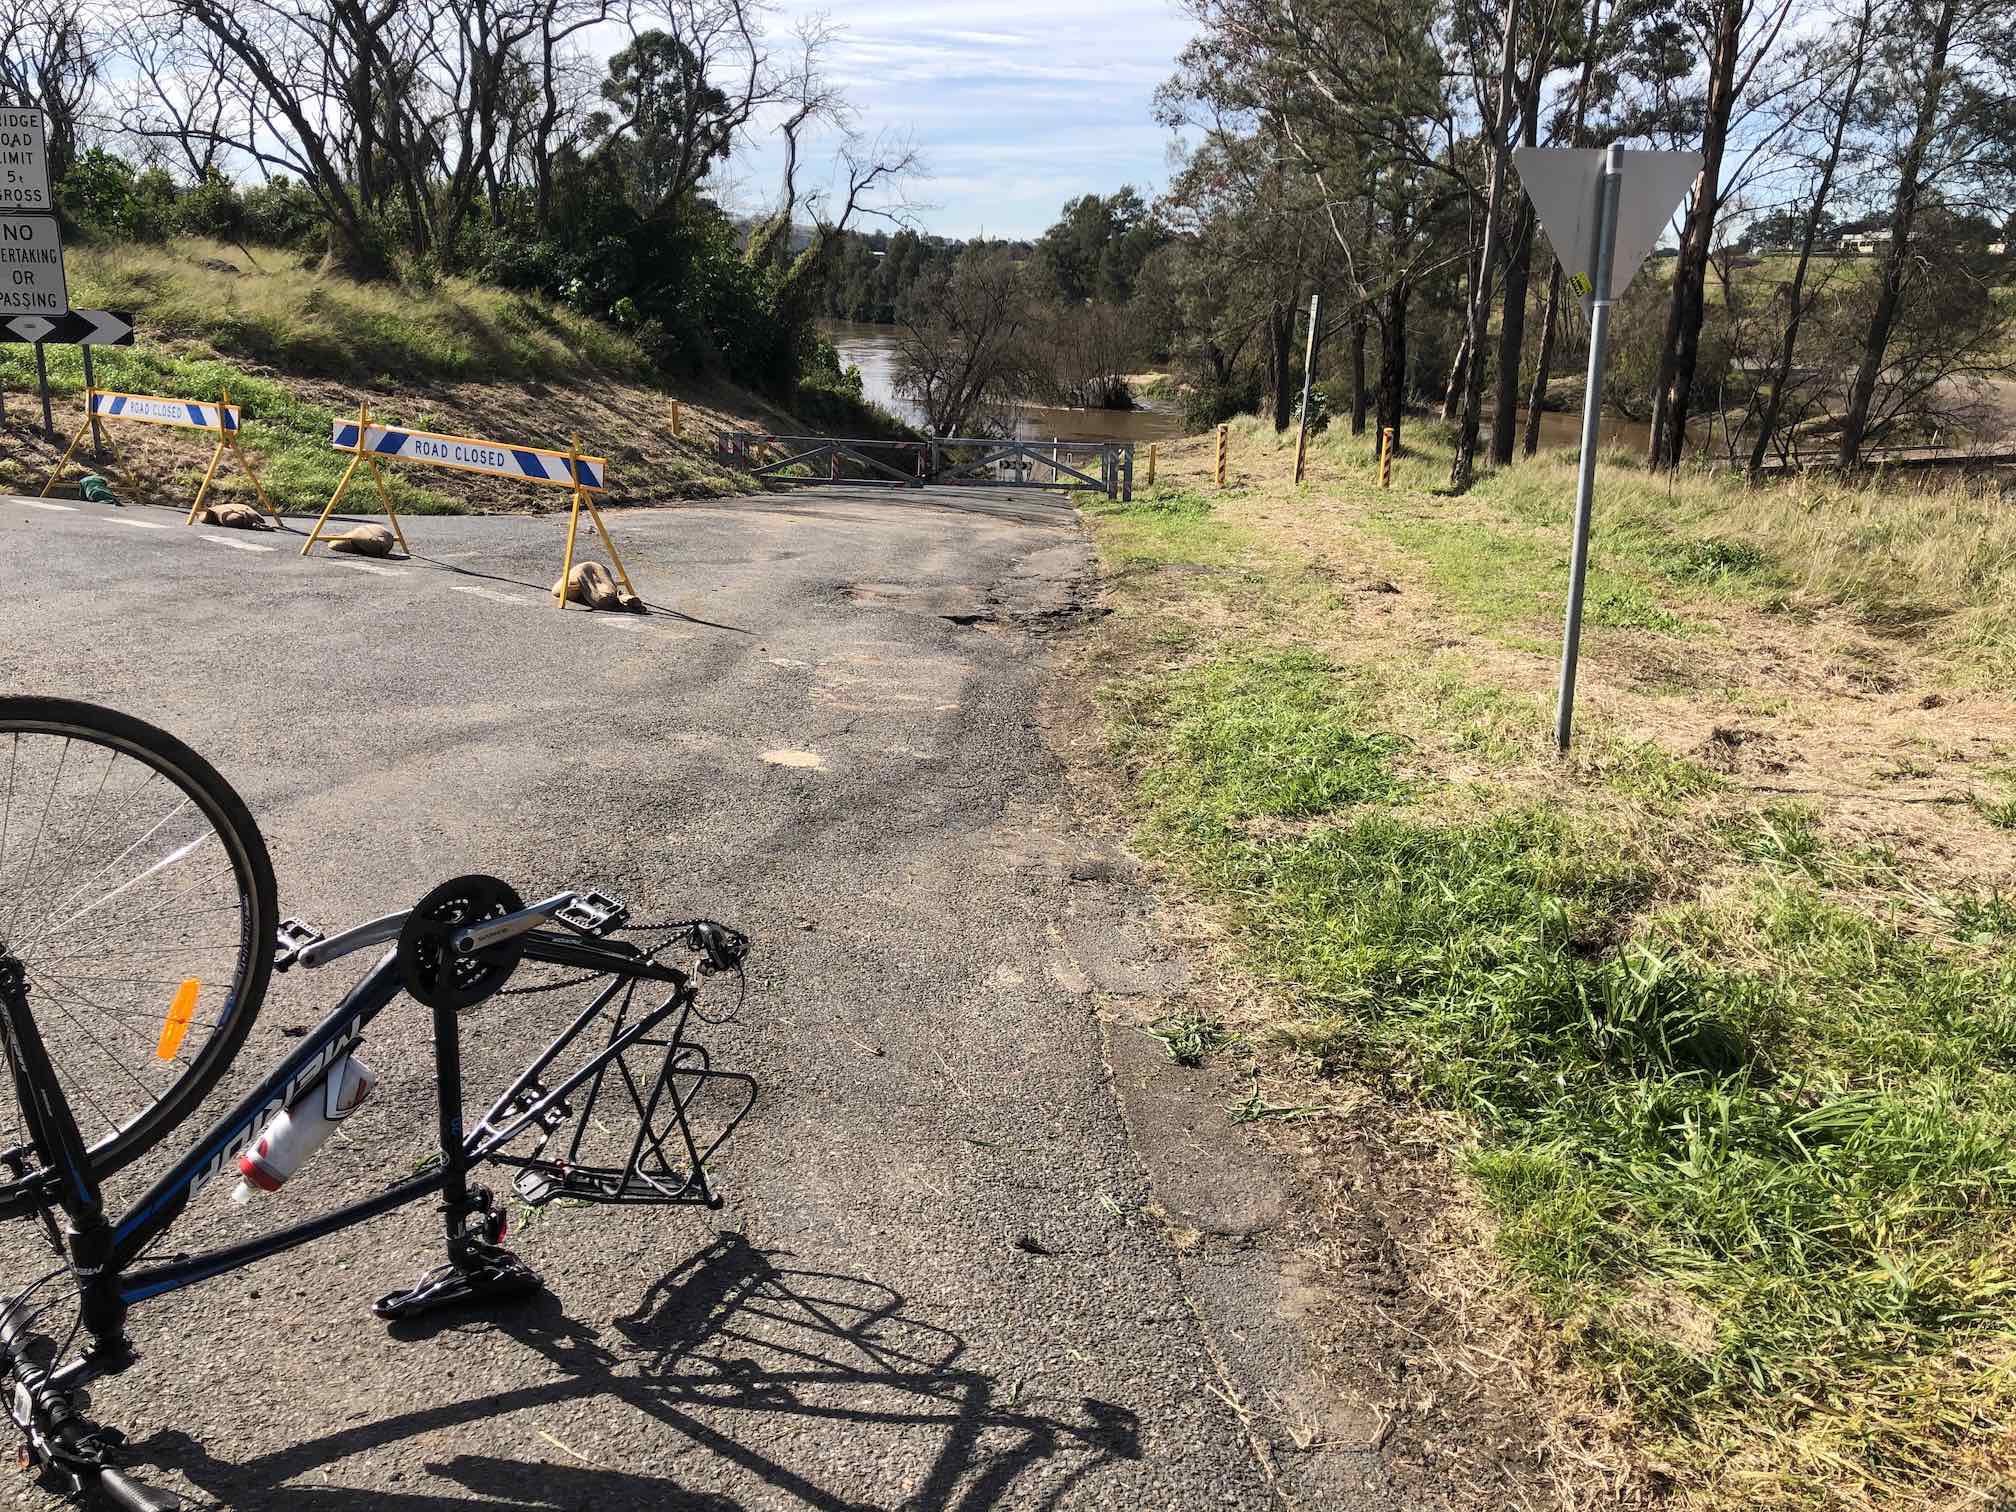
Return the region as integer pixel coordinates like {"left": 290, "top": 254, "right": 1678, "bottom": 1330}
{"left": 0, "top": 487, "right": 1280, "bottom": 1512}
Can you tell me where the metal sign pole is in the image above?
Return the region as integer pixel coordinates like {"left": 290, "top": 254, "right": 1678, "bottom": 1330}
{"left": 81, "top": 346, "right": 103, "bottom": 461}
{"left": 1294, "top": 291, "right": 1321, "bottom": 484}
{"left": 32, "top": 341, "right": 52, "bottom": 437}
{"left": 1554, "top": 144, "right": 1625, "bottom": 753}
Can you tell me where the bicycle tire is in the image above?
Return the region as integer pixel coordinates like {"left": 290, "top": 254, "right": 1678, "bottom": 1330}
{"left": 0, "top": 698, "right": 275, "bottom": 1198}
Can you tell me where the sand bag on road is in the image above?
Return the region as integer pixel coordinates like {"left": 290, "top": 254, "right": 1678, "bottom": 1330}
{"left": 326, "top": 524, "right": 398, "bottom": 557}
{"left": 554, "top": 560, "right": 643, "bottom": 613}
{"left": 195, "top": 501, "right": 271, "bottom": 530}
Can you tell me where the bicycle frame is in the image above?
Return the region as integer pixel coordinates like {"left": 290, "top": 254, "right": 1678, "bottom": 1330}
{"left": 0, "top": 925, "right": 718, "bottom": 1349}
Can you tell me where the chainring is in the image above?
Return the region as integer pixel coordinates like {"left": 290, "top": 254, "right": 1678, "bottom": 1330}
{"left": 398, "top": 874, "right": 526, "bottom": 1010}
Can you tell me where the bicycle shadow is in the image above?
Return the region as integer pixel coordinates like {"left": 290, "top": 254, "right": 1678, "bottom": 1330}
{"left": 142, "top": 1232, "right": 1141, "bottom": 1511}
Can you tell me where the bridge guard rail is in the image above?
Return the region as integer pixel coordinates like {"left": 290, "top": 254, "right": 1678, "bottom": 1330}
{"left": 717, "top": 432, "right": 1133, "bottom": 501}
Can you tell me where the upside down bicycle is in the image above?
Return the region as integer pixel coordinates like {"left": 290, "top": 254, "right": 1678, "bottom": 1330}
{"left": 0, "top": 696, "right": 756, "bottom": 1510}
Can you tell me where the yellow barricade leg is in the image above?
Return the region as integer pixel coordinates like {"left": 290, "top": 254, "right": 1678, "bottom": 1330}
{"left": 366, "top": 460, "right": 411, "bottom": 555}
{"left": 185, "top": 440, "right": 229, "bottom": 525}
{"left": 555, "top": 488, "right": 585, "bottom": 608}
{"left": 236, "top": 437, "right": 282, "bottom": 520}
{"left": 583, "top": 496, "right": 638, "bottom": 601}
{"left": 40, "top": 416, "right": 94, "bottom": 499}
{"left": 302, "top": 453, "right": 362, "bottom": 556}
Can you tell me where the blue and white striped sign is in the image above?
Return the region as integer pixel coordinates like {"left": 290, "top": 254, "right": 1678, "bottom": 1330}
{"left": 330, "top": 420, "right": 606, "bottom": 492}
{"left": 92, "top": 390, "right": 239, "bottom": 432}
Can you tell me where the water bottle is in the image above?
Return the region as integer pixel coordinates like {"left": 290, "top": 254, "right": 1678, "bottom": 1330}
{"left": 232, "top": 1055, "right": 379, "bottom": 1202}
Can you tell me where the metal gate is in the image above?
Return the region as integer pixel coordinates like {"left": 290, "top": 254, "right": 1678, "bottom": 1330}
{"left": 716, "top": 433, "right": 1134, "bottom": 501}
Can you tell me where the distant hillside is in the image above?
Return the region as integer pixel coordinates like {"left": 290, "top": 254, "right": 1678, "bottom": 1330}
{"left": 0, "top": 239, "right": 900, "bottom": 515}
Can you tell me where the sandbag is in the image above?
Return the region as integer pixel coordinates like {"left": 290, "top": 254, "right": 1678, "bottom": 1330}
{"left": 195, "top": 501, "right": 271, "bottom": 530}
{"left": 77, "top": 474, "right": 122, "bottom": 507}
{"left": 326, "top": 524, "right": 397, "bottom": 557}
{"left": 553, "top": 560, "right": 643, "bottom": 613}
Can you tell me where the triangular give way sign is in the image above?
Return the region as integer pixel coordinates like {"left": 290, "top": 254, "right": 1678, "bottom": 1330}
{"left": 1514, "top": 147, "right": 1702, "bottom": 314}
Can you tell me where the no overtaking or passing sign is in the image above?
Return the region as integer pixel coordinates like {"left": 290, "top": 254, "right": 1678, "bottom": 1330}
{"left": 0, "top": 108, "right": 50, "bottom": 212}
{"left": 0, "top": 214, "right": 65, "bottom": 316}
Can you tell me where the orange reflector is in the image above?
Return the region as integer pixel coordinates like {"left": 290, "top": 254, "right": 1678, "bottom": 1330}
{"left": 156, "top": 980, "right": 200, "bottom": 1061}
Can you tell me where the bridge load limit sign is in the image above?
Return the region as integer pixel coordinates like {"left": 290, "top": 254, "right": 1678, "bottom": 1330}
{"left": 0, "top": 109, "right": 50, "bottom": 211}
{"left": 0, "top": 216, "right": 66, "bottom": 316}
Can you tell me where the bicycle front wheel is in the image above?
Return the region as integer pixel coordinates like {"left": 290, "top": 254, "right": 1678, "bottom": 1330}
{"left": 0, "top": 698, "right": 274, "bottom": 1198}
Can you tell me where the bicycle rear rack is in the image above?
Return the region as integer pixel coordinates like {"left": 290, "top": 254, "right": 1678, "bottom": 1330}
{"left": 472, "top": 965, "right": 755, "bottom": 1211}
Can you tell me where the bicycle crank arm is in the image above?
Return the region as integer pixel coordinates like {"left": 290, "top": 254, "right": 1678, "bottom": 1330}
{"left": 293, "top": 910, "right": 411, "bottom": 969}
{"left": 451, "top": 892, "right": 578, "bottom": 955}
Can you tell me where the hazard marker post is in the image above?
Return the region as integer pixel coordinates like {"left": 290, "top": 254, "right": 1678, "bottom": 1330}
{"left": 1516, "top": 143, "right": 1701, "bottom": 751}
{"left": 40, "top": 387, "right": 278, "bottom": 522}
{"left": 301, "top": 400, "right": 412, "bottom": 556}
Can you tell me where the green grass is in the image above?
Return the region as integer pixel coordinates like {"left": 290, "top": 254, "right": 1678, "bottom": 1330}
{"left": 1365, "top": 509, "right": 1694, "bottom": 639}
{"left": 1091, "top": 435, "right": 2016, "bottom": 1507}
{"left": 45, "top": 238, "right": 649, "bottom": 384}
{"left": 1143, "top": 1013, "right": 1240, "bottom": 1067}
{"left": 0, "top": 238, "right": 769, "bottom": 512}
{"left": 1117, "top": 660, "right": 2016, "bottom": 1503}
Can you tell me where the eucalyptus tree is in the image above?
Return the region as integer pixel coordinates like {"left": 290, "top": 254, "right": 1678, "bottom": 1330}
{"left": 1835, "top": 0, "right": 2016, "bottom": 465}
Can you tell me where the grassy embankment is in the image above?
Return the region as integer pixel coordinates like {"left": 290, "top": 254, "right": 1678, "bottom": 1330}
{"left": 1086, "top": 416, "right": 2016, "bottom": 1508}
{"left": 0, "top": 238, "right": 887, "bottom": 514}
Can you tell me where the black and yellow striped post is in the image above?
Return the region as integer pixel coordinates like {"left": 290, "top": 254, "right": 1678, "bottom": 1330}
{"left": 1146, "top": 443, "right": 1157, "bottom": 488}
{"left": 1215, "top": 425, "right": 1228, "bottom": 488}
{"left": 1379, "top": 427, "right": 1394, "bottom": 489}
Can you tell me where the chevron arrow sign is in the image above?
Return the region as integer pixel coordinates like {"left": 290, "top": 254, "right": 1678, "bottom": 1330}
{"left": 0, "top": 309, "right": 136, "bottom": 346}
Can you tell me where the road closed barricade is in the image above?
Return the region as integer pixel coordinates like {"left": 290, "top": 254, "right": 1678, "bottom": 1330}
{"left": 302, "top": 404, "right": 641, "bottom": 609}
{"left": 41, "top": 387, "right": 280, "bottom": 524}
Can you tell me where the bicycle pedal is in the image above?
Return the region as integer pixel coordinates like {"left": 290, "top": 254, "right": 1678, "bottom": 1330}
{"left": 555, "top": 891, "right": 629, "bottom": 936}
{"left": 274, "top": 918, "right": 326, "bottom": 971}
{"left": 374, "top": 1243, "right": 543, "bottom": 1320}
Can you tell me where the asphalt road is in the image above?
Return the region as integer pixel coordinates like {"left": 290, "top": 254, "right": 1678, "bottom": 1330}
{"left": 0, "top": 489, "right": 1276, "bottom": 1511}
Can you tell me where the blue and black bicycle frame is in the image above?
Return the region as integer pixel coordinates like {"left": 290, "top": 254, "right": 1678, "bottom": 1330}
{"left": 0, "top": 884, "right": 754, "bottom": 1510}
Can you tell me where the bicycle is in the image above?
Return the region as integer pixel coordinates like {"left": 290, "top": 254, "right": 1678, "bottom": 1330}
{"left": 0, "top": 696, "right": 756, "bottom": 1510}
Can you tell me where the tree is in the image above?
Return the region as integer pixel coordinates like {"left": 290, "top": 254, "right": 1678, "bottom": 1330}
{"left": 1834, "top": 0, "right": 2014, "bottom": 465}
{"left": 895, "top": 247, "right": 1041, "bottom": 436}
{"left": 1642, "top": 0, "right": 1800, "bottom": 469}
{"left": 1033, "top": 189, "right": 1167, "bottom": 305}
{"left": 588, "top": 29, "right": 736, "bottom": 216}
{"left": 1449, "top": 0, "right": 1526, "bottom": 490}
{"left": 0, "top": 0, "right": 96, "bottom": 188}
{"left": 1744, "top": 0, "right": 1877, "bottom": 473}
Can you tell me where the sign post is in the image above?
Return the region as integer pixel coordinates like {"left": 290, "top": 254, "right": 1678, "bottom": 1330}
{"left": 0, "top": 108, "right": 59, "bottom": 436}
{"left": 1515, "top": 143, "right": 1701, "bottom": 751}
{"left": 1294, "top": 291, "right": 1321, "bottom": 485}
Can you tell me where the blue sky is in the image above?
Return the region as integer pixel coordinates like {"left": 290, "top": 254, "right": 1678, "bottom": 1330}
{"left": 712, "top": 1, "right": 1199, "bottom": 241}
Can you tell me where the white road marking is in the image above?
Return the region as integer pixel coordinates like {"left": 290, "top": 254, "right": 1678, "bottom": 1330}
{"left": 449, "top": 585, "right": 522, "bottom": 605}
{"left": 202, "top": 534, "right": 275, "bottom": 553}
{"left": 25, "top": 501, "right": 75, "bottom": 513}
{"left": 109, "top": 518, "right": 168, "bottom": 530}
{"left": 337, "top": 561, "right": 404, "bottom": 577}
